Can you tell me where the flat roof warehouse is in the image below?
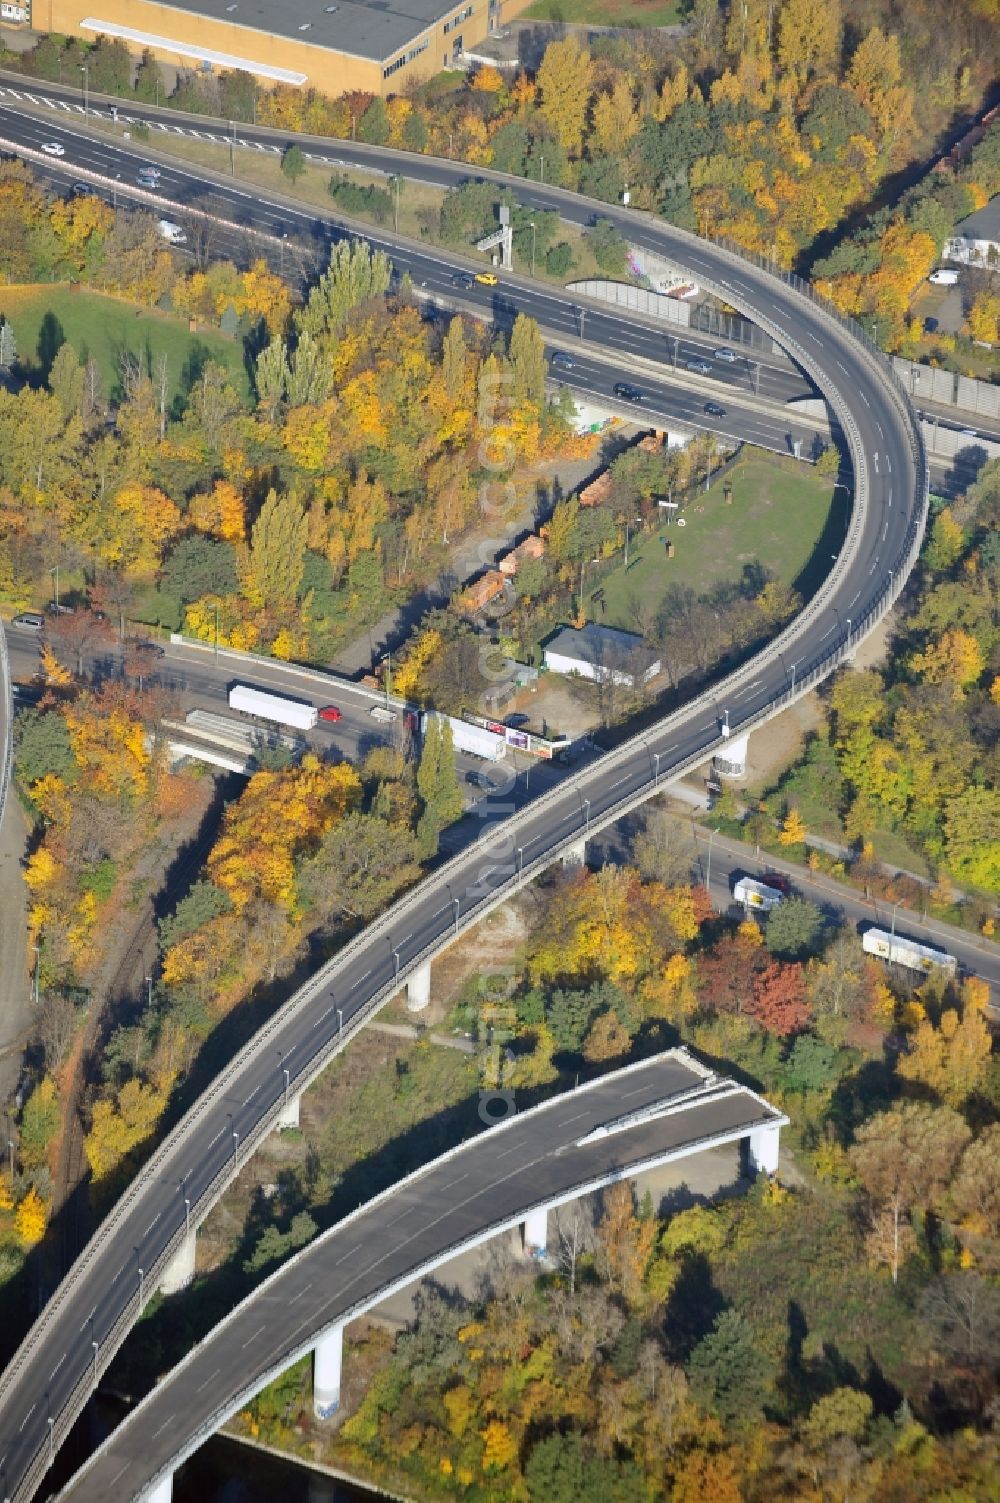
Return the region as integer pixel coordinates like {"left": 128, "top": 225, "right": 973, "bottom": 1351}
{"left": 82, "top": 0, "right": 474, "bottom": 66}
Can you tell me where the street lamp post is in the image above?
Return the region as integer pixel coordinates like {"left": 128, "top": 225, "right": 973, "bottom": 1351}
{"left": 846, "top": 616, "right": 852, "bottom": 643}
{"left": 528, "top": 220, "right": 536, "bottom": 277}
{"left": 705, "top": 826, "right": 720, "bottom": 899}
{"left": 890, "top": 900, "right": 901, "bottom": 941}
{"left": 92, "top": 1339, "right": 99, "bottom": 1385}
{"left": 232, "top": 1128, "right": 239, "bottom": 1165}
{"left": 583, "top": 797, "right": 591, "bottom": 835}
{"left": 49, "top": 564, "right": 60, "bottom": 612}
{"left": 453, "top": 897, "right": 460, "bottom": 935}
{"left": 516, "top": 845, "right": 523, "bottom": 876}
{"left": 624, "top": 517, "right": 639, "bottom": 569}
{"left": 213, "top": 604, "right": 220, "bottom": 661}
{"left": 113, "top": 173, "right": 120, "bottom": 211}
{"left": 145, "top": 974, "right": 153, "bottom": 1010}
{"left": 790, "top": 662, "right": 796, "bottom": 696}
{"left": 184, "top": 1194, "right": 191, "bottom": 1236}
{"left": 393, "top": 948, "right": 400, "bottom": 980}
{"left": 337, "top": 1006, "right": 343, "bottom": 1035}
{"left": 653, "top": 751, "right": 661, "bottom": 787}
{"left": 138, "top": 1266, "right": 145, "bottom": 1311}
{"left": 79, "top": 64, "right": 89, "bottom": 118}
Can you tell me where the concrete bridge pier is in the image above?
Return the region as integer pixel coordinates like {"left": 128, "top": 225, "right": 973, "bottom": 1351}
{"left": 158, "top": 1230, "right": 197, "bottom": 1296}
{"left": 313, "top": 1321, "right": 344, "bottom": 1418}
{"left": 146, "top": 1472, "right": 173, "bottom": 1503}
{"left": 406, "top": 959, "right": 432, "bottom": 1013}
{"left": 522, "top": 1207, "right": 548, "bottom": 1258}
{"left": 276, "top": 1091, "right": 301, "bottom": 1129}
{"left": 714, "top": 731, "right": 750, "bottom": 780}
{"left": 747, "top": 1122, "right": 781, "bottom": 1176}
{"left": 560, "top": 838, "right": 587, "bottom": 867}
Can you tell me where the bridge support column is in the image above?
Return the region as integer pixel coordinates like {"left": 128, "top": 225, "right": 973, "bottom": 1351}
{"left": 276, "top": 1092, "right": 301, "bottom": 1129}
{"left": 406, "top": 960, "right": 431, "bottom": 1013}
{"left": 522, "top": 1207, "right": 548, "bottom": 1258}
{"left": 747, "top": 1123, "right": 781, "bottom": 1177}
{"left": 313, "top": 1322, "right": 344, "bottom": 1419}
{"left": 158, "top": 1230, "right": 196, "bottom": 1295}
{"left": 714, "top": 731, "right": 750, "bottom": 780}
{"left": 146, "top": 1472, "right": 173, "bottom": 1503}
{"left": 560, "top": 838, "right": 587, "bottom": 868}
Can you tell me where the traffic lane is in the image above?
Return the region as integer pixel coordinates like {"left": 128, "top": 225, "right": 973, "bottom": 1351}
{"left": 59, "top": 1063, "right": 775, "bottom": 1503}
{"left": 1, "top": 106, "right": 814, "bottom": 407}
{"left": 695, "top": 833, "right": 1000, "bottom": 999}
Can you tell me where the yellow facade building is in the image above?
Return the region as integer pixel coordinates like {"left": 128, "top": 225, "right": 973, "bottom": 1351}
{"left": 32, "top": 0, "right": 526, "bottom": 97}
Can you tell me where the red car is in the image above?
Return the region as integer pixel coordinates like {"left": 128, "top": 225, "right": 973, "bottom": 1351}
{"left": 318, "top": 705, "right": 342, "bottom": 723}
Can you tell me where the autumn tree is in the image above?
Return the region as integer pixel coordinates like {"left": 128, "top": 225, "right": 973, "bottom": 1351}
{"left": 302, "top": 812, "right": 421, "bottom": 922}
{"left": 15, "top": 1186, "right": 47, "bottom": 1245}
{"left": 296, "top": 239, "right": 392, "bottom": 338}
{"left": 950, "top": 1125, "right": 1000, "bottom": 1240}
{"left": 896, "top": 1006, "right": 992, "bottom": 1106}
{"left": 596, "top": 1182, "right": 656, "bottom": 1304}
{"left": 850, "top": 1102, "right": 970, "bottom": 1281}
{"left": 415, "top": 715, "right": 463, "bottom": 851}
{"left": 777, "top": 0, "right": 842, "bottom": 81}
{"left": 508, "top": 314, "right": 546, "bottom": 405}
{"left": 536, "top": 36, "right": 594, "bottom": 157}
{"left": 746, "top": 959, "right": 812, "bottom": 1036}
{"left": 243, "top": 488, "right": 308, "bottom": 612}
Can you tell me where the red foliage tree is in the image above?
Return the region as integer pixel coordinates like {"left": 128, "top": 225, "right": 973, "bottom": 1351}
{"left": 696, "top": 932, "right": 765, "bottom": 1016}
{"left": 746, "top": 959, "right": 812, "bottom": 1037}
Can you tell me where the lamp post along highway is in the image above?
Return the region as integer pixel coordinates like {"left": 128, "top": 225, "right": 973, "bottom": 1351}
{"left": 79, "top": 64, "right": 88, "bottom": 118}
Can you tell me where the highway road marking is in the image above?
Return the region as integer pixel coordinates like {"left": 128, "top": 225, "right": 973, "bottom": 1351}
{"left": 557, "top": 1111, "right": 590, "bottom": 1126}
{"left": 869, "top": 557, "right": 879, "bottom": 574}
{"left": 859, "top": 391, "right": 870, "bottom": 407}
{"left": 288, "top": 1283, "right": 313, "bottom": 1303}
{"left": 19, "top": 1403, "right": 35, "bottom": 1432}
{"left": 881, "top": 521, "right": 888, "bottom": 541}
{"left": 242, "top": 1087, "right": 258, "bottom": 1106}
{"left": 848, "top": 590, "right": 861, "bottom": 606}
{"left": 876, "top": 421, "right": 884, "bottom": 439}
{"left": 623, "top": 1085, "right": 656, "bottom": 1098}
{"left": 109, "top": 1463, "right": 131, "bottom": 1487}
{"left": 50, "top": 1354, "right": 66, "bottom": 1379}
{"left": 837, "top": 360, "right": 849, "bottom": 375}
{"left": 195, "top": 1368, "right": 221, "bottom": 1393}
{"left": 358, "top": 968, "right": 372, "bottom": 982}
{"left": 151, "top": 1418, "right": 174, "bottom": 1440}
{"left": 496, "top": 1143, "right": 522, "bottom": 1159}
{"left": 873, "top": 452, "right": 879, "bottom": 473}
{"left": 819, "top": 624, "right": 836, "bottom": 640}
{"left": 387, "top": 1205, "right": 417, "bottom": 1226}
{"left": 886, "top": 454, "right": 891, "bottom": 473}
{"left": 610, "top": 774, "right": 630, "bottom": 790}
{"left": 241, "top": 1325, "right": 267, "bottom": 1349}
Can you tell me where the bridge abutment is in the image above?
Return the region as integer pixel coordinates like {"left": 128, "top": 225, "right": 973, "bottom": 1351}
{"left": 406, "top": 959, "right": 432, "bottom": 1013}
{"left": 276, "top": 1091, "right": 301, "bottom": 1129}
{"left": 158, "top": 1231, "right": 197, "bottom": 1296}
{"left": 560, "top": 838, "right": 587, "bottom": 868}
{"left": 747, "top": 1122, "right": 781, "bottom": 1176}
{"left": 713, "top": 731, "right": 750, "bottom": 780}
{"left": 522, "top": 1207, "right": 548, "bottom": 1258}
{"left": 313, "top": 1321, "right": 344, "bottom": 1418}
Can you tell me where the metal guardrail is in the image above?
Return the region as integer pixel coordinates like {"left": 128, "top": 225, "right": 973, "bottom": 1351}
{"left": 0, "top": 134, "right": 928, "bottom": 1503}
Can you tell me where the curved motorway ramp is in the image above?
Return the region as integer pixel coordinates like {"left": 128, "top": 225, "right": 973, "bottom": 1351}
{"left": 0, "top": 123, "right": 926, "bottom": 1503}
{"left": 58, "top": 1052, "right": 784, "bottom": 1502}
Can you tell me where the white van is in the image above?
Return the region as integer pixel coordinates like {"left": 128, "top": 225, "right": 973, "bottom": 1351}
{"left": 157, "top": 219, "right": 187, "bottom": 246}
{"left": 928, "top": 268, "right": 959, "bottom": 286}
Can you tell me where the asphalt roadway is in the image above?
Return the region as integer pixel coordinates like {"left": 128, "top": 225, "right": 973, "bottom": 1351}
{"left": 0, "top": 106, "right": 925, "bottom": 1503}
{"left": 55, "top": 1051, "right": 783, "bottom": 1503}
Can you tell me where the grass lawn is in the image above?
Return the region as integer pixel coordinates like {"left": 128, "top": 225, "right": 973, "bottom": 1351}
{"left": 0, "top": 283, "right": 250, "bottom": 407}
{"left": 594, "top": 449, "right": 843, "bottom": 632}
{"left": 522, "top": 0, "right": 682, "bottom": 23}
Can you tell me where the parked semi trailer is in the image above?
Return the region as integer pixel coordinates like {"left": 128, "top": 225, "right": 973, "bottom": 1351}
{"left": 420, "top": 711, "right": 507, "bottom": 761}
{"left": 862, "top": 927, "right": 958, "bottom": 978}
{"left": 228, "top": 683, "right": 318, "bottom": 731}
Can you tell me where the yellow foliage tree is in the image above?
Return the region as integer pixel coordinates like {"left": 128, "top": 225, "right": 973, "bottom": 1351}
{"left": 480, "top": 1419, "right": 517, "bottom": 1472}
{"left": 968, "top": 291, "right": 1000, "bottom": 345}
{"left": 779, "top": 807, "right": 808, "bottom": 846}
{"left": 15, "top": 1185, "right": 48, "bottom": 1245}
{"left": 896, "top": 1007, "right": 992, "bottom": 1107}
{"left": 911, "top": 629, "right": 985, "bottom": 691}
{"left": 84, "top": 1078, "right": 167, "bottom": 1182}
{"left": 536, "top": 36, "right": 594, "bottom": 155}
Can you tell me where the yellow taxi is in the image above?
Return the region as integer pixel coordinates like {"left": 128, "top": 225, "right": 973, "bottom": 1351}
{"left": 475, "top": 271, "right": 499, "bottom": 286}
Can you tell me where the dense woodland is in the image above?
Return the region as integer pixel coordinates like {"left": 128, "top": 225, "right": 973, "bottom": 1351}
{"left": 8, "top": 0, "right": 1000, "bottom": 351}
{"left": 217, "top": 844, "right": 1000, "bottom": 1502}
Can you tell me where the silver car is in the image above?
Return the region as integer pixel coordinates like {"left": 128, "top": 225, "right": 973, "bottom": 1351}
{"left": 714, "top": 347, "right": 738, "bottom": 362}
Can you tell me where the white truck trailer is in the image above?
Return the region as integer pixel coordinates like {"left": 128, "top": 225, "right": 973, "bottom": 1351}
{"left": 733, "top": 877, "right": 785, "bottom": 913}
{"left": 862, "top": 928, "right": 958, "bottom": 978}
{"left": 421, "top": 712, "right": 507, "bottom": 761}
{"left": 228, "top": 683, "right": 318, "bottom": 732}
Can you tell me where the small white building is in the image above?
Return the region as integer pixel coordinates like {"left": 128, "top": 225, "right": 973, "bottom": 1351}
{"left": 945, "top": 196, "right": 1000, "bottom": 267}
{"left": 543, "top": 624, "right": 660, "bottom": 688}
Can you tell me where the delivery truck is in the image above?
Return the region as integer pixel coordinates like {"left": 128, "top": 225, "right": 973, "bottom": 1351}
{"left": 733, "top": 877, "right": 785, "bottom": 913}
{"left": 228, "top": 683, "right": 318, "bottom": 731}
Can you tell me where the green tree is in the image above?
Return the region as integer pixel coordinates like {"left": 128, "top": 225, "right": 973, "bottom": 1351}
{"left": 162, "top": 536, "right": 239, "bottom": 605}
{"left": 15, "top": 709, "right": 76, "bottom": 787}
{"left": 508, "top": 313, "right": 546, "bottom": 405}
{"left": 358, "top": 97, "right": 389, "bottom": 145}
{"left": 688, "top": 1309, "right": 777, "bottom": 1423}
{"left": 244, "top": 489, "right": 308, "bottom": 610}
{"left": 302, "top": 812, "right": 421, "bottom": 922}
{"left": 18, "top": 1077, "right": 60, "bottom": 1170}
{"left": 586, "top": 218, "right": 629, "bottom": 276}
{"left": 159, "top": 879, "right": 232, "bottom": 950}
{"left": 416, "top": 716, "right": 463, "bottom": 839}
{"left": 942, "top": 788, "right": 1000, "bottom": 892}
{"left": 280, "top": 144, "right": 306, "bottom": 184}
{"left": 296, "top": 240, "right": 393, "bottom": 339}
{"left": 765, "top": 897, "right": 824, "bottom": 960}
{"left": 442, "top": 316, "right": 467, "bottom": 402}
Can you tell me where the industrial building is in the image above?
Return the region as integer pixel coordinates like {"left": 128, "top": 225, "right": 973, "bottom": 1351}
{"left": 946, "top": 196, "right": 1000, "bottom": 267}
{"left": 29, "top": 0, "right": 527, "bottom": 96}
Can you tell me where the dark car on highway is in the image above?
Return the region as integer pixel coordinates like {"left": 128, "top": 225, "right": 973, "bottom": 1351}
{"left": 550, "top": 351, "right": 575, "bottom": 371}
{"left": 704, "top": 401, "right": 727, "bottom": 417}
{"left": 613, "top": 382, "right": 644, "bottom": 402}
{"left": 686, "top": 358, "right": 712, "bottom": 374}
{"left": 451, "top": 271, "right": 474, "bottom": 289}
